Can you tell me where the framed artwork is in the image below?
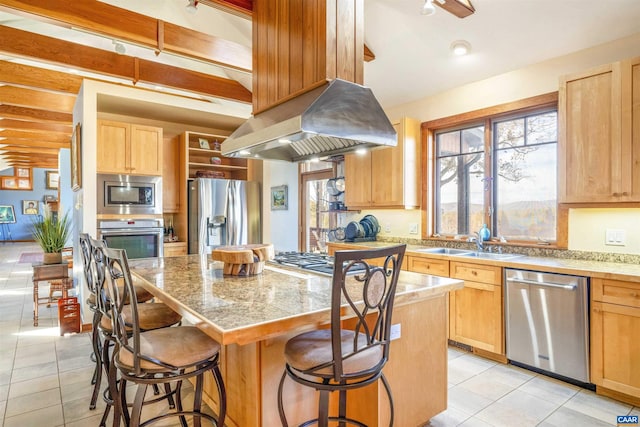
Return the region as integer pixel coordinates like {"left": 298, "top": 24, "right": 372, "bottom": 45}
{"left": 270, "top": 185, "right": 288, "bottom": 211}
{"left": 23, "top": 200, "right": 39, "bottom": 215}
{"left": 46, "top": 171, "right": 59, "bottom": 190}
{"left": 16, "top": 168, "right": 30, "bottom": 178}
{"left": 1, "top": 177, "right": 17, "bottom": 189}
{"left": 0, "top": 205, "right": 16, "bottom": 224}
{"left": 198, "top": 138, "right": 210, "bottom": 149}
{"left": 71, "top": 123, "right": 82, "bottom": 191}
{"left": 17, "top": 178, "right": 31, "bottom": 190}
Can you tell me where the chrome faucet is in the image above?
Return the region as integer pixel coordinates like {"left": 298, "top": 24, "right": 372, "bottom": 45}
{"left": 468, "top": 232, "right": 484, "bottom": 252}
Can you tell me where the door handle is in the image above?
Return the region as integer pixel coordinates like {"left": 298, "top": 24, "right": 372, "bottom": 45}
{"left": 506, "top": 277, "right": 576, "bottom": 290}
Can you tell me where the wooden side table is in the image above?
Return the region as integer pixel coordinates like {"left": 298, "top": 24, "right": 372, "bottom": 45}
{"left": 32, "top": 262, "right": 72, "bottom": 326}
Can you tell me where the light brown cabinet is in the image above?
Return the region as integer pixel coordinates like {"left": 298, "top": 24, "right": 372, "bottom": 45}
{"left": 162, "top": 136, "right": 181, "bottom": 212}
{"left": 164, "top": 241, "right": 188, "bottom": 257}
{"left": 344, "top": 117, "right": 421, "bottom": 209}
{"left": 591, "top": 278, "right": 640, "bottom": 401}
{"left": 97, "top": 120, "right": 163, "bottom": 176}
{"left": 448, "top": 261, "right": 503, "bottom": 354}
{"left": 559, "top": 56, "right": 640, "bottom": 203}
{"left": 406, "top": 255, "right": 449, "bottom": 277}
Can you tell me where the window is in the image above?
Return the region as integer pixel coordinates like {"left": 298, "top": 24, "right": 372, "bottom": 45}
{"left": 430, "top": 95, "right": 559, "bottom": 243}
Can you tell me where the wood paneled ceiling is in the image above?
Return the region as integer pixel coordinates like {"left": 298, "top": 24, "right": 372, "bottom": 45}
{"left": 0, "top": 0, "right": 256, "bottom": 170}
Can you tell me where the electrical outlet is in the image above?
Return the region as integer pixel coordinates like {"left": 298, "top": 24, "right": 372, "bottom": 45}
{"left": 409, "top": 223, "right": 418, "bottom": 234}
{"left": 390, "top": 323, "right": 401, "bottom": 341}
{"left": 384, "top": 224, "right": 391, "bottom": 233}
{"left": 605, "top": 228, "right": 626, "bottom": 246}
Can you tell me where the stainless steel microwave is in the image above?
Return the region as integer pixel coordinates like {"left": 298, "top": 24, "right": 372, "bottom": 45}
{"left": 97, "top": 174, "right": 162, "bottom": 215}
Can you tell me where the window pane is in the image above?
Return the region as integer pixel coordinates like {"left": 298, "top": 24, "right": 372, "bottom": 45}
{"left": 437, "top": 152, "right": 485, "bottom": 235}
{"left": 437, "top": 131, "right": 460, "bottom": 156}
{"left": 495, "top": 143, "right": 556, "bottom": 240}
{"left": 461, "top": 126, "right": 485, "bottom": 153}
{"left": 496, "top": 118, "right": 525, "bottom": 149}
{"left": 527, "top": 112, "right": 557, "bottom": 144}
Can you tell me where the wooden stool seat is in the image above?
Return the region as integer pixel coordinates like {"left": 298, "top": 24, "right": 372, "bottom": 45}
{"left": 99, "top": 303, "right": 182, "bottom": 333}
{"left": 117, "top": 326, "right": 221, "bottom": 372}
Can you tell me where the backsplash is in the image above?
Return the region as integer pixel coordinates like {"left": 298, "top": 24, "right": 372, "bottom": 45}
{"left": 376, "top": 236, "right": 640, "bottom": 265}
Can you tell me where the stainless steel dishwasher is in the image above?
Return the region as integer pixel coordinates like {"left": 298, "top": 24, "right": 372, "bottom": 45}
{"left": 504, "top": 269, "right": 590, "bottom": 385}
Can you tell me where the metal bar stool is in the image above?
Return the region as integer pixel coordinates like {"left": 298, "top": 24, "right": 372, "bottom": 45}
{"left": 85, "top": 236, "right": 183, "bottom": 426}
{"left": 101, "top": 246, "right": 227, "bottom": 427}
{"left": 277, "top": 245, "right": 406, "bottom": 427}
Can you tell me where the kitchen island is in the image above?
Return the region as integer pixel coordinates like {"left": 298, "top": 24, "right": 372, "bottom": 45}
{"left": 129, "top": 254, "right": 463, "bottom": 427}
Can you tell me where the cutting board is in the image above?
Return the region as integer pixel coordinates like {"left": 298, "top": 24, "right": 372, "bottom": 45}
{"left": 211, "top": 243, "right": 275, "bottom": 276}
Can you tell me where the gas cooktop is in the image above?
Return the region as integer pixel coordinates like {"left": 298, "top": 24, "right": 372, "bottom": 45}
{"left": 271, "top": 252, "right": 366, "bottom": 277}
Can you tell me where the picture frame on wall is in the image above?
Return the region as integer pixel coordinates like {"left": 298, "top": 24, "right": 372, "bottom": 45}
{"left": 270, "top": 185, "right": 288, "bottom": 211}
{"left": 17, "top": 178, "right": 31, "bottom": 190}
{"left": 0, "top": 205, "right": 16, "bottom": 224}
{"left": 1, "top": 177, "right": 17, "bottom": 189}
{"left": 46, "top": 171, "right": 59, "bottom": 190}
{"left": 71, "top": 123, "right": 82, "bottom": 191}
{"left": 23, "top": 200, "right": 39, "bottom": 215}
{"left": 16, "top": 168, "right": 30, "bottom": 178}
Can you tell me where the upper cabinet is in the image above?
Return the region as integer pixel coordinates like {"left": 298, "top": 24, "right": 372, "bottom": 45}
{"left": 182, "top": 132, "right": 249, "bottom": 181}
{"left": 97, "top": 120, "right": 163, "bottom": 176}
{"left": 344, "top": 117, "right": 421, "bottom": 209}
{"left": 559, "top": 56, "right": 640, "bottom": 203}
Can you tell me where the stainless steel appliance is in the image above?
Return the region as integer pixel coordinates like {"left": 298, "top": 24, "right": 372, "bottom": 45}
{"left": 505, "top": 268, "right": 590, "bottom": 384}
{"left": 188, "top": 178, "right": 261, "bottom": 255}
{"left": 271, "top": 252, "right": 367, "bottom": 276}
{"left": 97, "top": 218, "right": 164, "bottom": 259}
{"left": 222, "top": 79, "right": 397, "bottom": 162}
{"left": 97, "top": 174, "right": 162, "bottom": 215}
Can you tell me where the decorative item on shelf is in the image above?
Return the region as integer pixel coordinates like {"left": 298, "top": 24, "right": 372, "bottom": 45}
{"left": 30, "top": 208, "right": 72, "bottom": 265}
{"left": 195, "top": 170, "right": 225, "bottom": 178}
{"left": 198, "top": 138, "right": 210, "bottom": 149}
{"left": 212, "top": 139, "right": 222, "bottom": 151}
{"left": 343, "top": 214, "right": 380, "bottom": 242}
{"left": 210, "top": 156, "right": 222, "bottom": 165}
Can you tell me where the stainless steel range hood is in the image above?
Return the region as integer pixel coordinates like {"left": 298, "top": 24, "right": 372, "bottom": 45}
{"left": 221, "top": 79, "right": 397, "bottom": 162}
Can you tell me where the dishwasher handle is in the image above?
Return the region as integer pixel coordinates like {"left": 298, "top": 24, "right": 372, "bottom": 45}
{"left": 506, "top": 277, "right": 577, "bottom": 291}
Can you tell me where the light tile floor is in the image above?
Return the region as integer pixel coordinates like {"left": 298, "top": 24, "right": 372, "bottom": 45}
{"left": 1, "top": 242, "right": 639, "bottom": 426}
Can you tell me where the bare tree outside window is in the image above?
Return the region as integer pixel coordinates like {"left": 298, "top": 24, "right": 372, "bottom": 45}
{"left": 434, "top": 109, "right": 558, "bottom": 242}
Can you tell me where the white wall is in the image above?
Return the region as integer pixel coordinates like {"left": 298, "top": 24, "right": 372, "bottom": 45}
{"left": 382, "top": 33, "right": 640, "bottom": 252}
{"left": 262, "top": 160, "right": 299, "bottom": 251}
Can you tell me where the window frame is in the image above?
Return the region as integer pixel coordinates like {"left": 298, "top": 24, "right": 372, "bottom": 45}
{"left": 421, "top": 92, "right": 567, "bottom": 248}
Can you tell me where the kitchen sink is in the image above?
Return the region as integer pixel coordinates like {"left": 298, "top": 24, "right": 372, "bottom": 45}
{"left": 414, "top": 247, "right": 474, "bottom": 255}
{"left": 456, "top": 252, "right": 523, "bottom": 260}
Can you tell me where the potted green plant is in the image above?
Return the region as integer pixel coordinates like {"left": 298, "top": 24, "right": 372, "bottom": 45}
{"left": 31, "top": 209, "right": 72, "bottom": 264}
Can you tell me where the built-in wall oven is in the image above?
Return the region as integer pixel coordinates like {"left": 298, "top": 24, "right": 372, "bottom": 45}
{"left": 97, "top": 174, "right": 162, "bottom": 215}
{"left": 97, "top": 219, "right": 164, "bottom": 259}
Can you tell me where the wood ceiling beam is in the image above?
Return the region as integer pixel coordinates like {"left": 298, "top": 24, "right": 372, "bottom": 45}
{"left": 0, "top": 139, "right": 70, "bottom": 149}
{"left": 0, "top": 25, "right": 252, "bottom": 103}
{"left": 0, "top": 86, "right": 76, "bottom": 113}
{"left": 0, "top": 119, "right": 72, "bottom": 133}
{"left": 0, "top": 146, "right": 59, "bottom": 154}
{"left": 0, "top": 130, "right": 70, "bottom": 143}
{"left": 435, "top": 0, "right": 475, "bottom": 18}
{"left": 7, "top": 160, "right": 56, "bottom": 165}
{"left": 0, "top": 105, "right": 72, "bottom": 124}
{"left": 0, "top": 0, "right": 252, "bottom": 72}
{"left": 0, "top": 61, "right": 83, "bottom": 94}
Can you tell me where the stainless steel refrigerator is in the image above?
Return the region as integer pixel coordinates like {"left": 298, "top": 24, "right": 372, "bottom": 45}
{"left": 188, "top": 178, "right": 261, "bottom": 254}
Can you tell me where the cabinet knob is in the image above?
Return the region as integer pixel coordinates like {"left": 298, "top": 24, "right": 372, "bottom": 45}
{"left": 631, "top": 292, "right": 638, "bottom": 298}
{"left": 612, "top": 192, "right": 620, "bottom": 197}
{"left": 471, "top": 270, "right": 477, "bottom": 276}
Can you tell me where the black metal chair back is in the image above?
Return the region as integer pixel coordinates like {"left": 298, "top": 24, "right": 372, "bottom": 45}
{"left": 327, "top": 244, "right": 405, "bottom": 383}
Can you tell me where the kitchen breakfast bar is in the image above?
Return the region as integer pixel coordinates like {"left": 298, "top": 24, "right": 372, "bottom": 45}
{"left": 128, "top": 254, "right": 463, "bottom": 427}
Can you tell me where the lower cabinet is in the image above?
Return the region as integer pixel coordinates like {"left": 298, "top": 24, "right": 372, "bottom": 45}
{"left": 591, "top": 278, "right": 640, "bottom": 401}
{"left": 449, "top": 261, "right": 504, "bottom": 354}
{"left": 164, "top": 242, "right": 187, "bottom": 257}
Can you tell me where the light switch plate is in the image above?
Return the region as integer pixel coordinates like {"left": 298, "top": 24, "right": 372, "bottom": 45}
{"left": 409, "top": 223, "right": 418, "bottom": 234}
{"left": 390, "top": 323, "right": 401, "bottom": 341}
{"left": 605, "top": 228, "right": 626, "bottom": 246}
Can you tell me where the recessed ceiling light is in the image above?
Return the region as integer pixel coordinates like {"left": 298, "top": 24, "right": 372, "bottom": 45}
{"left": 239, "top": 150, "right": 250, "bottom": 155}
{"left": 355, "top": 147, "right": 367, "bottom": 155}
{"left": 278, "top": 139, "right": 291, "bottom": 144}
{"left": 186, "top": 0, "right": 198, "bottom": 14}
{"left": 421, "top": 0, "right": 436, "bottom": 15}
{"left": 450, "top": 40, "right": 471, "bottom": 56}
{"left": 112, "top": 40, "right": 126, "bottom": 55}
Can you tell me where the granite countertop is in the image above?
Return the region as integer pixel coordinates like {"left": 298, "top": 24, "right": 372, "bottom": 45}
{"left": 128, "top": 254, "right": 463, "bottom": 346}
{"left": 329, "top": 241, "right": 640, "bottom": 283}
